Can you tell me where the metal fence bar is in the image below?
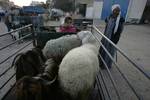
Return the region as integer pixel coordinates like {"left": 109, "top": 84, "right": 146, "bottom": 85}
{"left": 115, "top": 51, "right": 117, "bottom": 62}
{"left": 91, "top": 32, "right": 121, "bottom": 100}
{"left": 0, "top": 41, "right": 33, "bottom": 65}
{"left": 1, "top": 83, "right": 16, "bottom": 100}
{"left": 0, "top": 29, "right": 33, "bottom": 99}
{"left": 0, "top": 73, "right": 16, "bottom": 90}
{"left": 98, "top": 54, "right": 121, "bottom": 100}
{"left": 93, "top": 29, "right": 141, "bottom": 99}
{"left": 99, "top": 52, "right": 122, "bottom": 99}
{"left": 96, "top": 76, "right": 106, "bottom": 100}
{"left": 0, "top": 24, "right": 32, "bottom": 37}
{"left": 96, "top": 74, "right": 107, "bottom": 100}
{"left": 0, "top": 33, "right": 32, "bottom": 51}
{"left": 100, "top": 43, "right": 141, "bottom": 99}
{"left": 96, "top": 72, "right": 112, "bottom": 100}
{"left": 0, "top": 66, "right": 12, "bottom": 78}
{"left": 0, "top": 24, "right": 33, "bottom": 99}
{"left": 93, "top": 26, "right": 150, "bottom": 80}
{"left": 0, "top": 42, "right": 33, "bottom": 99}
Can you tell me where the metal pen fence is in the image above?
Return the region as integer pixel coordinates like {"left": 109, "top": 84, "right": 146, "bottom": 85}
{"left": 92, "top": 25, "right": 150, "bottom": 100}
{"left": 0, "top": 24, "right": 34, "bottom": 100}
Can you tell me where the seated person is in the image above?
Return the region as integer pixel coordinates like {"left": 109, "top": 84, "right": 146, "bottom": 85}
{"left": 59, "top": 16, "right": 76, "bottom": 33}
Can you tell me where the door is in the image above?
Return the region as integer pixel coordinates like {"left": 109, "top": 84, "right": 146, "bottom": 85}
{"left": 79, "top": 4, "right": 87, "bottom": 17}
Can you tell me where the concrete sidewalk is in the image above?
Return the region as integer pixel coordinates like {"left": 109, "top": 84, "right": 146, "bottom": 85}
{"left": 119, "top": 24, "right": 150, "bottom": 72}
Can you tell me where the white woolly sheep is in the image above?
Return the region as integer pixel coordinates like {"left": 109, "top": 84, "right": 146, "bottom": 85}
{"left": 58, "top": 31, "right": 100, "bottom": 100}
{"left": 58, "top": 44, "right": 100, "bottom": 100}
{"left": 43, "top": 34, "right": 82, "bottom": 64}
{"left": 77, "top": 31, "right": 100, "bottom": 49}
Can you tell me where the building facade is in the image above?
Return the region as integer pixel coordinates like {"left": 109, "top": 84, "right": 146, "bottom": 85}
{"left": 80, "top": 0, "right": 149, "bottom": 23}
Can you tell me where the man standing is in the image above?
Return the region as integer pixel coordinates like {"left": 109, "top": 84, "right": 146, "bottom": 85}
{"left": 99, "top": 4, "right": 125, "bottom": 69}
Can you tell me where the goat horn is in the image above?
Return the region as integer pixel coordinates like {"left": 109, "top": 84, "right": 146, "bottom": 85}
{"left": 45, "top": 75, "right": 57, "bottom": 85}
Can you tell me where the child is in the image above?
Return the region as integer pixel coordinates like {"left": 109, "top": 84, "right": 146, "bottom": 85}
{"left": 59, "top": 16, "right": 76, "bottom": 33}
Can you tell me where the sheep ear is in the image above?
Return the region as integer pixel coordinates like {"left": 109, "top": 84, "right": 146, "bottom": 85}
{"left": 45, "top": 76, "right": 57, "bottom": 86}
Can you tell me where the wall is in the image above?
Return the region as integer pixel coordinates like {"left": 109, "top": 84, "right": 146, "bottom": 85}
{"left": 101, "top": 0, "right": 130, "bottom": 20}
{"left": 76, "top": 0, "right": 94, "bottom": 18}
{"left": 93, "top": 1, "right": 103, "bottom": 19}
{"left": 126, "top": 0, "right": 147, "bottom": 23}
{"left": 85, "top": 6, "right": 93, "bottom": 18}
{"left": 76, "top": 0, "right": 93, "bottom": 5}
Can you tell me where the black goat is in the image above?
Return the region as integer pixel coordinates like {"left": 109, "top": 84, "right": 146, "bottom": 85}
{"left": 12, "top": 47, "right": 46, "bottom": 81}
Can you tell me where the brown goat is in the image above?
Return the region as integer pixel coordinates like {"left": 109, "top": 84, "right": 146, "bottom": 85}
{"left": 14, "top": 75, "right": 68, "bottom": 100}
